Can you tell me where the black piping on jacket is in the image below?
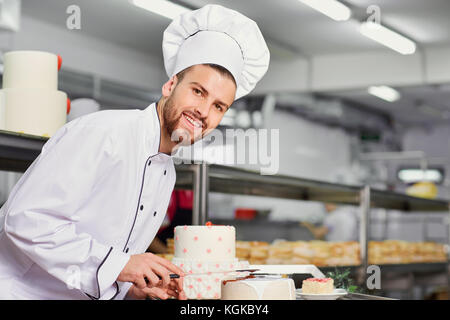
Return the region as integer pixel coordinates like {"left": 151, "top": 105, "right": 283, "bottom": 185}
{"left": 84, "top": 246, "right": 120, "bottom": 300}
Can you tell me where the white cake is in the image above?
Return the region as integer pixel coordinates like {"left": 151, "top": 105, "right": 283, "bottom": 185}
{"left": 221, "top": 275, "right": 296, "bottom": 300}
{"left": 0, "top": 50, "right": 68, "bottom": 137}
{"left": 302, "top": 278, "right": 334, "bottom": 294}
{"left": 172, "top": 224, "right": 249, "bottom": 299}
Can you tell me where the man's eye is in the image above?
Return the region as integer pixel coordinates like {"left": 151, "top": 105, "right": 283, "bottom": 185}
{"left": 193, "top": 88, "right": 202, "bottom": 95}
{"left": 215, "top": 104, "right": 223, "bottom": 111}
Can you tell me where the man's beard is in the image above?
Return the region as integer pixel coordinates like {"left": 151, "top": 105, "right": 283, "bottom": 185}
{"left": 162, "top": 94, "right": 180, "bottom": 139}
{"left": 161, "top": 95, "right": 203, "bottom": 146}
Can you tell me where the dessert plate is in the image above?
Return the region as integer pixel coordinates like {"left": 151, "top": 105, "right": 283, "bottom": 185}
{"left": 296, "top": 288, "right": 348, "bottom": 300}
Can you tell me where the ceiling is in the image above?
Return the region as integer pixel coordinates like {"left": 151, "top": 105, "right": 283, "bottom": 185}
{"left": 324, "top": 84, "right": 450, "bottom": 125}
{"left": 21, "top": 0, "right": 170, "bottom": 57}
{"left": 21, "top": 0, "right": 450, "bottom": 57}
{"left": 20, "top": 0, "right": 450, "bottom": 125}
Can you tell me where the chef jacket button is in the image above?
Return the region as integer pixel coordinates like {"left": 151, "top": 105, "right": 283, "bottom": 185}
{"left": 153, "top": 211, "right": 157, "bottom": 217}
{"left": 148, "top": 160, "right": 151, "bottom": 166}
{"left": 140, "top": 205, "right": 144, "bottom": 211}
{"left": 125, "top": 248, "right": 129, "bottom": 253}
{"left": 164, "top": 170, "right": 167, "bottom": 175}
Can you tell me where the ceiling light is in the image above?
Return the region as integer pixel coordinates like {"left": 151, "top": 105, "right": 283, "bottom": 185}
{"left": 360, "top": 21, "right": 416, "bottom": 55}
{"left": 368, "top": 85, "right": 401, "bottom": 102}
{"left": 398, "top": 169, "right": 443, "bottom": 184}
{"left": 131, "top": 0, "right": 190, "bottom": 20}
{"left": 298, "top": 0, "right": 351, "bottom": 21}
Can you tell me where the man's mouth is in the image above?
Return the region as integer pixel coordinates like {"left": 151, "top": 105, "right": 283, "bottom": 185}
{"left": 182, "top": 112, "right": 203, "bottom": 129}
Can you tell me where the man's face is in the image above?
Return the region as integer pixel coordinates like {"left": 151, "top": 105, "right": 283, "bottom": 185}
{"left": 325, "top": 203, "right": 337, "bottom": 212}
{"left": 161, "top": 64, "right": 236, "bottom": 145}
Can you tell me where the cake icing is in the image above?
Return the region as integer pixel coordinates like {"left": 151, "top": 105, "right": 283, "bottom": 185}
{"left": 173, "top": 225, "right": 236, "bottom": 261}
{"left": 221, "top": 275, "right": 296, "bottom": 300}
{"left": 172, "top": 224, "right": 249, "bottom": 299}
{"left": 3, "top": 51, "right": 59, "bottom": 90}
{"left": 0, "top": 50, "right": 68, "bottom": 137}
{"left": 302, "top": 277, "right": 334, "bottom": 294}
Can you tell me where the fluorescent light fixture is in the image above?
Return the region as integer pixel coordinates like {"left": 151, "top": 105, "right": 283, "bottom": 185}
{"left": 131, "top": 0, "right": 190, "bottom": 20}
{"left": 368, "top": 85, "right": 401, "bottom": 102}
{"left": 398, "top": 169, "right": 443, "bottom": 184}
{"left": 299, "top": 0, "right": 351, "bottom": 21}
{"left": 360, "top": 21, "right": 416, "bottom": 55}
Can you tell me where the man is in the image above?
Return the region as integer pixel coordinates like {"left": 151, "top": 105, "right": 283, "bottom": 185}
{"left": 0, "top": 4, "right": 269, "bottom": 300}
{"left": 302, "top": 203, "right": 358, "bottom": 242}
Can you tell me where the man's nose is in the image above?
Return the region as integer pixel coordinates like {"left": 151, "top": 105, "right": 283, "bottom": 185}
{"left": 194, "top": 101, "right": 210, "bottom": 119}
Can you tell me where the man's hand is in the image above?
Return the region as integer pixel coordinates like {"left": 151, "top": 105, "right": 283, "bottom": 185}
{"left": 300, "top": 222, "right": 329, "bottom": 240}
{"left": 125, "top": 280, "right": 187, "bottom": 300}
{"left": 117, "top": 252, "right": 185, "bottom": 290}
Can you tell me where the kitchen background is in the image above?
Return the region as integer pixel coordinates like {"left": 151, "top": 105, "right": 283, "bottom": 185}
{"left": 0, "top": 0, "right": 449, "bottom": 300}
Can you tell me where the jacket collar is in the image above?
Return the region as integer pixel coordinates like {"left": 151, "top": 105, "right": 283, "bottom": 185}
{"left": 143, "top": 102, "right": 172, "bottom": 161}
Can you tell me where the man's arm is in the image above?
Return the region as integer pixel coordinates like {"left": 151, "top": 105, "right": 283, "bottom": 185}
{"left": 300, "top": 222, "right": 329, "bottom": 240}
{"left": 3, "top": 121, "right": 129, "bottom": 299}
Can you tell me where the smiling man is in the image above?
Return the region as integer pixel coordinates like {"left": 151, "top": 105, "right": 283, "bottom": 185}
{"left": 0, "top": 4, "right": 269, "bottom": 300}
{"left": 158, "top": 63, "right": 236, "bottom": 151}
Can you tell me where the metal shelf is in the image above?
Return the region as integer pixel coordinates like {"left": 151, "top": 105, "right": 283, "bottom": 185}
{"left": 176, "top": 163, "right": 362, "bottom": 204}
{"left": 0, "top": 130, "right": 47, "bottom": 172}
{"left": 1, "top": 129, "right": 449, "bottom": 290}
{"left": 1, "top": 130, "right": 447, "bottom": 212}
{"left": 174, "top": 162, "right": 450, "bottom": 294}
{"left": 175, "top": 163, "right": 449, "bottom": 212}
{"left": 320, "top": 263, "right": 448, "bottom": 274}
{"left": 370, "top": 189, "right": 449, "bottom": 211}
{"left": 377, "top": 262, "right": 449, "bottom": 273}
{"left": 341, "top": 293, "right": 396, "bottom": 300}
{"left": 319, "top": 265, "right": 361, "bottom": 272}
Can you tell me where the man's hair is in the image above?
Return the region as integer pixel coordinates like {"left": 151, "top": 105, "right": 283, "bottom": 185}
{"left": 175, "top": 64, "right": 236, "bottom": 87}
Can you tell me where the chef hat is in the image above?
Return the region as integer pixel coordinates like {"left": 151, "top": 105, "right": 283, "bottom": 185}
{"left": 162, "top": 4, "right": 270, "bottom": 100}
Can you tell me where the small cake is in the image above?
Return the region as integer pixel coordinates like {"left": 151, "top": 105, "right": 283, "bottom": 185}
{"left": 221, "top": 275, "right": 296, "bottom": 300}
{"left": 172, "top": 223, "right": 249, "bottom": 299}
{"left": 302, "top": 278, "right": 334, "bottom": 294}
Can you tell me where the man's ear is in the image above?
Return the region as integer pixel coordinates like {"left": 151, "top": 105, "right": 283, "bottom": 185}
{"left": 161, "top": 75, "right": 179, "bottom": 97}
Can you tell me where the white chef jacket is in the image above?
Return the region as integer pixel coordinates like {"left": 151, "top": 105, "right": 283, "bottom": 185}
{"left": 0, "top": 103, "right": 176, "bottom": 300}
{"left": 323, "top": 206, "right": 358, "bottom": 242}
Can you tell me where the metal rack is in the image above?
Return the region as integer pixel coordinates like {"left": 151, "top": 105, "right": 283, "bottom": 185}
{"left": 1, "top": 130, "right": 449, "bottom": 294}
{"left": 174, "top": 162, "right": 450, "bottom": 294}
{"left": 175, "top": 164, "right": 449, "bottom": 243}
{"left": 0, "top": 130, "right": 46, "bottom": 172}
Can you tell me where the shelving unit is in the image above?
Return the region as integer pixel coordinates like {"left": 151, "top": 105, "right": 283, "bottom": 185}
{"left": 0, "top": 130, "right": 47, "bottom": 172}
{"left": 174, "top": 162, "right": 450, "bottom": 294}
{"left": 320, "top": 262, "right": 448, "bottom": 274}
{"left": 1, "top": 130, "right": 449, "bottom": 296}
